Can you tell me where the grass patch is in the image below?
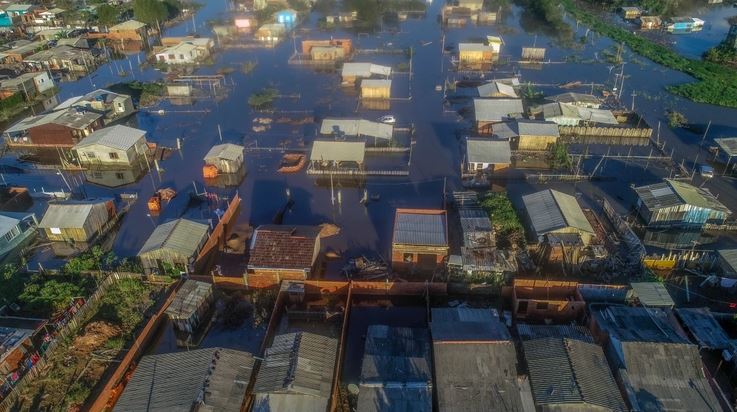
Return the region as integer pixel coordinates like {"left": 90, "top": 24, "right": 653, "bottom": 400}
{"left": 549, "top": 142, "right": 572, "bottom": 170}
{"left": 248, "top": 87, "right": 279, "bottom": 108}
{"left": 479, "top": 192, "right": 526, "bottom": 249}
{"left": 562, "top": 0, "right": 737, "bottom": 108}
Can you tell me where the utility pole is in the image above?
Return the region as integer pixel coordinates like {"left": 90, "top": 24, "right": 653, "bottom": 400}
{"left": 700, "top": 120, "right": 711, "bottom": 146}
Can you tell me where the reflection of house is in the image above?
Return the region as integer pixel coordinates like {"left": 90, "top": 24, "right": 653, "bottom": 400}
{"left": 165, "top": 280, "right": 213, "bottom": 334}
{"left": 457, "top": 0, "right": 483, "bottom": 11}
{"left": 138, "top": 218, "right": 210, "bottom": 275}
{"left": 38, "top": 199, "right": 115, "bottom": 242}
{"left": 360, "top": 79, "right": 391, "bottom": 99}
{"left": 115, "top": 348, "right": 254, "bottom": 412}
{"left": 357, "top": 326, "right": 432, "bottom": 412}
{"left": 247, "top": 225, "right": 321, "bottom": 282}
{"left": 155, "top": 38, "right": 213, "bottom": 64}
{"left": 55, "top": 89, "right": 135, "bottom": 125}
{"left": 547, "top": 92, "right": 601, "bottom": 109}
{"left": 0, "top": 212, "right": 36, "bottom": 259}
{"left": 459, "top": 43, "right": 494, "bottom": 64}
{"left": 541, "top": 102, "right": 617, "bottom": 126}
{"left": 639, "top": 15, "right": 662, "bottom": 30}
{"left": 83, "top": 168, "right": 143, "bottom": 187}
{"left": 519, "top": 325, "right": 626, "bottom": 412}
{"left": 107, "top": 20, "right": 148, "bottom": 42}
{"left": 512, "top": 279, "right": 586, "bottom": 322}
{"left": 522, "top": 189, "right": 595, "bottom": 245}
{"left": 341, "top": 62, "right": 391, "bottom": 85}
{"left": 310, "top": 140, "right": 365, "bottom": 169}
{"left": 320, "top": 118, "right": 393, "bottom": 141}
{"left": 589, "top": 305, "right": 721, "bottom": 412}
{"left": 465, "top": 138, "right": 510, "bottom": 172}
{"left": 253, "top": 332, "right": 337, "bottom": 412}
{"left": 275, "top": 9, "right": 298, "bottom": 26}
{"left": 203, "top": 143, "right": 244, "bottom": 174}
{"left": 73, "top": 125, "right": 148, "bottom": 168}
{"left": 473, "top": 98, "right": 524, "bottom": 134}
{"left": 255, "top": 23, "right": 286, "bottom": 42}
{"left": 391, "top": 209, "right": 449, "bottom": 275}
{"left": 324, "top": 11, "right": 358, "bottom": 24}
{"left": 3, "top": 107, "right": 104, "bottom": 148}
{"left": 634, "top": 179, "right": 730, "bottom": 228}
{"left": 432, "top": 308, "right": 533, "bottom": 411}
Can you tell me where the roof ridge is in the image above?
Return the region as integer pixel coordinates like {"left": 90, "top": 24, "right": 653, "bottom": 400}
{"left": 562, "top": 338, "right": 585, "bottom": 403}
{"left": 548, "top": 189, "right": 570, "bottom": 228}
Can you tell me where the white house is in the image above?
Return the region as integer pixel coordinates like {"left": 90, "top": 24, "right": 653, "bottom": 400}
{"left": 155, "top": 38, "right": 213, "bottom": 64}
{"left": 73, "top": 125, "right": 148, "bottom": 167}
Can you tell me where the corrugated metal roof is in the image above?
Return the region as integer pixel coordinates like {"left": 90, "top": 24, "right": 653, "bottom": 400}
{"left": 253, "top": 332, "right": 337, "bottom": 411}
{"left": 431, "top": 307, "right": 510, "bottom": 341}
{"left": 515, "top": 119, "right": 560, "bottom": 137}
{"left": 516, "top": 324, "right": 594, "bottom": 342}
{"left": 675, "top": 307, "right": 730, "bottom": 350}
{"left": 459, "top": 43, "right": 493, "bottom": 52}
{"left": 165, "top": 280, "right": 212, "bottom": 320}
{"left": 634, "top": 181, "right": 682, "bottom": 210}
{"left": 473, "top": 98, "right": 523, "bottom": 122}
{"left": 715, "top": 137, "right": 737, "bottom": 157}
{"left": 667, "top": 179, "right": 730, "bottom": 213}
{"left": 591, "top": 305, "right": 688, "bottom": 344}
{"left": 630, "top": 282, "right": 675, "bottom": 307}
{"left": 523, "top": 337, "right": 626, "bottom": 411}
{"left": 138, "top": 218, "right": 210, "bottom": 257}
{"left": 393, "top": 209, "right": 447, "bottom": 246}
{"left": 477, "top": 81, "right": 518, "bottom": 98}
{"left": 466, "top": 138, "right": 511, "bottom": 165}
{"left": 542, "top": 102, "right": 617, "bottom": 124}
{"left": 114, "top": 347, "right": 254, "bottom": 412}
{"left": 547, "top": 92, "right": 601, "bottom": 106}
{"left": 38, "top": 199, "right": 109, "bottom": 229}
{"left": 622, "top": 342, "right": 722, "bottom": 412}
{"left": 577, "top": 284, "right": 629, "bottom": 303}
{"left": 204, "top": 143, "right": 244, "bottom": 162}
{"left": 73, "top": 125, "right": 145, "bottom": 151}
{"left": 358, "top": 326, "right": 432, "bottom": 412}
{"left": 319, "top": 118, "right": 393, "bottom": 140}
{"left": 110, "top": 19, "right": 146, "bottom": 31}
{"left": 718, "top": 249, "right": 737, "bottom": 272}
{"left": 0, "top": 212, "right": 31, "bottom": 237}
{"left": 341, "top": 62, "right": 391, "bottom": 78}
{"left": 310, "top": 140, "right": 365, "bottom": 163}
{"left": 521, "top": 189, "right": 593, "bottom": 239}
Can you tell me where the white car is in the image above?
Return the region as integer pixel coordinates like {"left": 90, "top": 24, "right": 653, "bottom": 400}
{"left": 379, "top": 115, "right": 396, "bottom": 124}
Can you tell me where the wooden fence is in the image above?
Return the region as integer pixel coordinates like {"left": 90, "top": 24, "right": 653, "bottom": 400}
{"left": 558, "top": 125, "right": 652, "bottom": 139}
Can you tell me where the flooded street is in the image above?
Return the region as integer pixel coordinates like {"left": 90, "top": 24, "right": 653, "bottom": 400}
{"left": 2, "top": 0, "right": 737, "bottom": 269}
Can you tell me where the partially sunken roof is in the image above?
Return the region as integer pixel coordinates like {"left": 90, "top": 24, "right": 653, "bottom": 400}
{"left": 523, "top": 337, "right": 626, "bottom": 411}
{"left": 358, "top": 325, "right": 432, "bottom": 412}
{"left": 248, "top": 225, "right": 320, "bottom": 270}
{"left": 522, "top": 189, "right": 594, "bottom": 239}
{"left": 515, "top": 119, "right": 560, "bottom": 137}
{"left": 73, "top": 125, "right": 145, "bottom": 151}
{"left": 393, "top": 209, "right": 448, "bottom": 247}
{"left": 466, "top": 138, "right": 511, "bottom": 165}
{"left": 38, "top": 199, "right": 109, "bottom": 229}
{"left": 542, "top": 102, "right": 618, "bottom": 124}
{"left": 114, "top": 347, "right": 254, "bottom": 412}
{"left": 622, "top": 342, "right": 721, "bottom": 411}
{"left": 473, "top": 98, "right": 524, "bottom": 122}
{"left": 459, "top": 43, "right": 494, "bottom": 52}
{"left": 253, "top": 332, "right": 337, "bottom": 412}
{"left": 138, "top": 218, "right": 209, "bottom": 258}
{"left": 635, "top": 179, "right": 730, "bottom": 213}
{"left": 310, "top": 140, "right": 365, "bottom": 163}
{"left": 320, "top": 118, "right": 393, "bottom": 140}
{"left": 361, "top": 79, "right": 391, "bottom": 89}
{"left": 341, "top": 62, "right": 391, "bottom": 78}
{"left": 547, "top": 92, "right": 601, "bottom": 106}
{"left": 629, "top": 282, "right": 675, "bottom": 307}
{"left": 477, "top": 81, "right": 518, "bottom": 98}
{"left": 165, "top": 280, "right": 212, "bottom": 320}
{"left": 5, "top": 107, "right": 102, "bottom": 134}
{"left": 675, "top": 307, "right": 731, "bottom": 350}
{"left": 204, "top": 143, "right": 244, "bottom": 162}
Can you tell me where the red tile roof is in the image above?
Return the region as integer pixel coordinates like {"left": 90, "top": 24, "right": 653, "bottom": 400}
{"left": 248, "top": 225, "right": 320, "bottom": 270}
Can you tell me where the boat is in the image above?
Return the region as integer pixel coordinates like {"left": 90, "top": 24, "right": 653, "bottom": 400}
{"left": 277, "top": 153, "right": 306, "bottom": 173}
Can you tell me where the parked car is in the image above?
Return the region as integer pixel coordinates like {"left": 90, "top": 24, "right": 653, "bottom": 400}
{"left": 700, "top": 164, "right": 714, "bottom": 178}
{"left": 378, "top": 115, "right": 396, "bottom": 124}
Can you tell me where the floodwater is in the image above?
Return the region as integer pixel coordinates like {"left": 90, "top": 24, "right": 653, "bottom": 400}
{"left": 2, "top": 0, "right": 737, "bottom": 270}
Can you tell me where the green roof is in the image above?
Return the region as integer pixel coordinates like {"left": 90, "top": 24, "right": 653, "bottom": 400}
{"left": 666, "top": 179, "right": 730, "bottom": 213}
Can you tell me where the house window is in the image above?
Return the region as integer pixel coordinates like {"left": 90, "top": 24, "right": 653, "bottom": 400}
{"left": 158, "top": 55, "right": 165, "bottom": 62}
{"left": 86, "top": 152, "right": 96, "bottom": 158}
{"left": 109, "top": 152, "right": 119, "bottom": 160}
{"left": 3, "top": 227, "right": 18, "bottom": 242}
{"left": 50, "top": 227, "right": 61, "bottom": 235}
{"left": 168, "top": 54, "right": 175, "bottom": 60}
{"left": 115, "top": 172, "right": 125, "bottom": 180}
{"left": 179, "top": 54, "right": 185, "bottom": 59}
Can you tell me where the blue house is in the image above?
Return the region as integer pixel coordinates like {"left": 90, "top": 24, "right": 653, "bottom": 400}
{"left": 0, "top": 11, "right": 11, "bottom": 28}
{"left": 634, "top": 179, "right": 731, "bottom": 228}
{"left": 275, "top": 9, "right": 297, "bottom": 26}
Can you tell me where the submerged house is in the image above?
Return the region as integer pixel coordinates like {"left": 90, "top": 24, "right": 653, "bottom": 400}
{"left": 360, "top": 79, "right": 391, "bottom": 99}
{"left": 357, "top": 326, "right": 432, "bottom": 412}
{"left": 521, "top": 189, "right": 595, "bottom": 245}
{"left": 301, "top": 39, "right": 352, "bottom": 60}
{"left": 107, "top": 20, "right": 149, "bottom": 42}
{"left": 465, "top": 138, "right": 511, "bottom": 173}
{"left": 137, "top": 218, "right": 210, "bottom": 275}
{"left": 275, "top": 9, "right": 298, "bottom": 26}
{"left": 547, "top": 92, "right": 601, "bottom": 109}
{"left": 114, "top": 348, "right": 255, "bottom": 412}
{"left": 458, "top": 43, "right": 494, "bottom": 64}
{"left": 38, "top": 199, "right": 115, "bottom": 243}
{"left": 3, "top": 107, "right": 103, "bottom": 148}
{"left": 341, "top": 62, "right": 391, "bottom": 85}
{"left": 252, "top": 332, "right": 338, "bottom": 412}
{"left": 319, "top": 118, "right": 393, "bottom": 143}
{"left": 309, "top": 140, "right": 365, "bottom": 170}
{"left": 620, "top": 6, "right": 641, "bottom": 19}
{"left": 0, "top": 212, "right": 36, "bottom": 259}
{"left": 667, "top": 17, "right": 704, "bottom": 32}
{"left": 247, "top": 225, "right": 321, "bottom": 283}
{"left": 55, "top": 89, "right": 135, "bottom": 125}
{"left": 165, "top": 279, "right": 213, "bottom": 334}
{"left": 155, "top": 38, "right": 213, "bottom": 64}
{"left": 255, "top": 23, "right": 286, "bottom": 42}
{"left": 391, "top": 209, "right": 449, "bottom": 275}
{"left": 639, "top": 15, "right": 662, "bottom": 30}
{"left": 634, "top": 179, "right": 730, "bottom": 228}
{"left": 476, "top": 80, "right": 518, "bottom": 98}
{"left": 73, "top": 125, "right": 149, "bottom": 168}
{"left": 203, "top": 143, "right": 244, "bottom": 175}
{"left": 500, "top": 119, "right": 560, "bottom": 151}
{"left": 541, "top": 102, "right": 617, "bottom": 126}
{"left": 473, "top": 98, "right": 524, "bottom": 134}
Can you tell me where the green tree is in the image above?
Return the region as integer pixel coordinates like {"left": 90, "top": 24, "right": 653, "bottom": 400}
{"left": 96, "top": 4, "right": 119, "bottom": 26}
{"left": 97, "top": 278, "right": 150, "bottom": 336}
{"left": 479, "top": 192, "right": 526, "bottom": 248}
{"left": 19, "top": 280, "right": 84, "bottom": 315}
{"left": 133, "top": 0, "right": 168, "bottom": 25}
